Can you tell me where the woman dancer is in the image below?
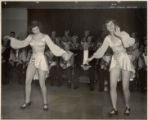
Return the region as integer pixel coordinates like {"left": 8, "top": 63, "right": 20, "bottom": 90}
{"left": 87, "top": 20, "right": 135, "bottom": 116}
{"left": 4, "top": 21, "right": 71, "bottom": 111}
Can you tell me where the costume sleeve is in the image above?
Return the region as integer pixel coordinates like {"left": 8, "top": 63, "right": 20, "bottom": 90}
{"left": 93, "top": 36, "right": 109, "bottom": 59}
{"left": 10, "top": 35, "right": 32, "bottom": 49}
{"left": 121, "top": 31, "right": 135, "bottom": 48}
{"left": 45, "top": 35, "right": 66, "bottom": 57}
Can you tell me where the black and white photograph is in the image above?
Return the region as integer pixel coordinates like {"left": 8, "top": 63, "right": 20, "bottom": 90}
{"left": 1, "top": 0, "right": 147, "bottom": 119}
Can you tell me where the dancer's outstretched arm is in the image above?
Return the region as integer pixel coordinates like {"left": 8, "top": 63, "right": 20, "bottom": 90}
{"left": 4, "top": 35, "right": 32, "bottom": 49}
{"left": 44, "top": 35, "right": 66, "bottom": 56}
{"left": 87, "top": 37, "right": 109, "bottom": 63}
{"left": 113, "top": 26, "right": 135, "bottom": 48}
{"left": 45, "top": 35, "right": 71, "bottom": 61}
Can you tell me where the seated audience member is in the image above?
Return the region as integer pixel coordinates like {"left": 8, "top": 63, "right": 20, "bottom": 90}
{"left": 98, "top": 51, "right": 111, "bottom": 91}
{"left": 59, "top": 40, "right": 74, "bottom": 88}
{"left": 75, "top": 38, "right": 96, "bottom": 91}
{"left": 138, "top": 45, "right": 147, "bottom": 92}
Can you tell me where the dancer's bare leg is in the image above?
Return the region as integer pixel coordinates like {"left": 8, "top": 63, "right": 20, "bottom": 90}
{"left": 25, "top": 62, "right": 36, "bottom": 103}
{"left": 122, "top": 70, "right": 131, "bottom": 108}
{"left": 38, "top": 69, "right": 48, "bottom": 109}
{"left": 110, "top": 67, "right": 120, "bottom": 110}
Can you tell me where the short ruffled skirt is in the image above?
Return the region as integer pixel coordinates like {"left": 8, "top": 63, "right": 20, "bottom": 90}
{"left": 110, "top": 52, "right": 135, "bottom": 81}
{"left": 29, "top": 53, "right": 49, "bottom": 80}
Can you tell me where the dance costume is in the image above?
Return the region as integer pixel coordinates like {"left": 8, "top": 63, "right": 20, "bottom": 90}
{"left": 93, "top": 31, "right": 135, "bottom": 79}
{"left": 10, "top": 34, "right": 66, "bottom": 79}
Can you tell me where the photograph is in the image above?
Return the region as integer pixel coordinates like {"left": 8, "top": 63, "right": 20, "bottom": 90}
{"left": 1, "top": 1, "right": 147, "bottom": 119}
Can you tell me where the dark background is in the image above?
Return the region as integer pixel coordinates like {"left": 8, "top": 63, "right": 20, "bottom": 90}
{"left": 28, "top": 8, "right": 146, "bottom": 40}
{"left": 2, "top": 1, "right": 146, "bottom": 41}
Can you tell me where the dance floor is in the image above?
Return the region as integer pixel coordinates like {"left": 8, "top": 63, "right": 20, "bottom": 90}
{"left": 2, "top": 81, "right": 147, "bottom": 119}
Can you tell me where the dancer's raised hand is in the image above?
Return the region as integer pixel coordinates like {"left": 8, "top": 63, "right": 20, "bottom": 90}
{"left": 114, "top": 25, "right": 121, "bottom": 38}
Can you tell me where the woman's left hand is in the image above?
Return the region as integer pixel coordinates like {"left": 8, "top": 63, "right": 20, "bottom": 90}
{"left": 114, "top": 26, "right": 121, "bottom": 37}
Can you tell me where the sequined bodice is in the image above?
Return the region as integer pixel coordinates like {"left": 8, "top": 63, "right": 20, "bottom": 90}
{"left": 108, "top": 36, "right": 126, "bottom": 54}
{"left": 30, "top": 37, "right": 46, "bottom": 54}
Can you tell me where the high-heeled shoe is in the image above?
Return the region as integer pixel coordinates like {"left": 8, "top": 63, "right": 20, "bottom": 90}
{"left": 108, "top": 108, "right": 118, "bottom": 116}
{"left": 124, "top": 107, "right": 131, "bottom": 116}
{"left": 43, "top": 104, "right": 48, "bottom": 111}
{"left": 20, "top": 102, "right": 32, "bottom": 109}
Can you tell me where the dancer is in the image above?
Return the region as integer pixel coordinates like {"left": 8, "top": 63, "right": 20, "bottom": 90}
{"left": 87, "top": 19, "right": 135, "bottom": 116}
{"left": 4, "top": 21, "right": 71, "bottom": 111}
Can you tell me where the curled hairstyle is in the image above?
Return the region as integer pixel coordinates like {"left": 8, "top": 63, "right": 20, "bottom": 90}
{"left": 102, "top": 19, "right": 120, "bottom": 36}
{"left": 29, "top": 20, "right": 42, "bottom": 33}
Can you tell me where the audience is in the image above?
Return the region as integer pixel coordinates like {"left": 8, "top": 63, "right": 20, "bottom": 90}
{"left": 2, "top": 30, "right": 147, "bottom": 92}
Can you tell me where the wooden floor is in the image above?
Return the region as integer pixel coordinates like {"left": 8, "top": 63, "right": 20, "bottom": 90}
{"left": 2, "top": 81, "right": 147, "bottom": 119}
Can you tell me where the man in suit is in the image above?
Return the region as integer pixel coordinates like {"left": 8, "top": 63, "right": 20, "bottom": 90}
{"left": 74, "top": 40, "right": 96, "bottom": 91}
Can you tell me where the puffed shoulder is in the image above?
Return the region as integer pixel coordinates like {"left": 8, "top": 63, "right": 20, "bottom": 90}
{"left": 120, "top": 31, "right": 129, "bottom": 36}
{"left": 120, "top": 31, "right": 135, "bottom": 47}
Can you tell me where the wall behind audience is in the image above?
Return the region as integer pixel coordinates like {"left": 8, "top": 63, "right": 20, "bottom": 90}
{"left": 2, "top": 8, "right": 28, "bottom": 39}
{"left": 28, "top": 8, "right": 146, "bottom": 40}
{"left": 2, "top": 8, "right": 146, "bottom": 42}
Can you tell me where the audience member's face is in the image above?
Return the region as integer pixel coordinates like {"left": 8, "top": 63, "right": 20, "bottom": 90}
{"left": 32, "top": 26, "right": 40, "bottom": 34}
{"left": 51, "top": 31, "right": 56, "bottom": 37}
{"left": 72, "top": 36, "right": 78, "bottom": 43}
{"left": 84, "top": 30, "right": 90, "bottom": 36}
{"left": 131, "top": 33, "right": 136, "bottom": 38}
{"left": 55, "top": 38, "right": 60, "bottom": 44}
{"left": 65, "top": 30, "right": 70, "bottom": 36}
{"left": 106, "top": 21, "right": 115, "bottom": 33}
{"left": 87, "top": 37, "right": 92, "bottom": 43}
{"left": 83, "top": 42, "right": 89, "bottom": 50}
{"left": 64, "top": 44, "right": 70, "bottom": 51}
{"left": 72, "top": 38, "right": 76, "bottom": 43}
